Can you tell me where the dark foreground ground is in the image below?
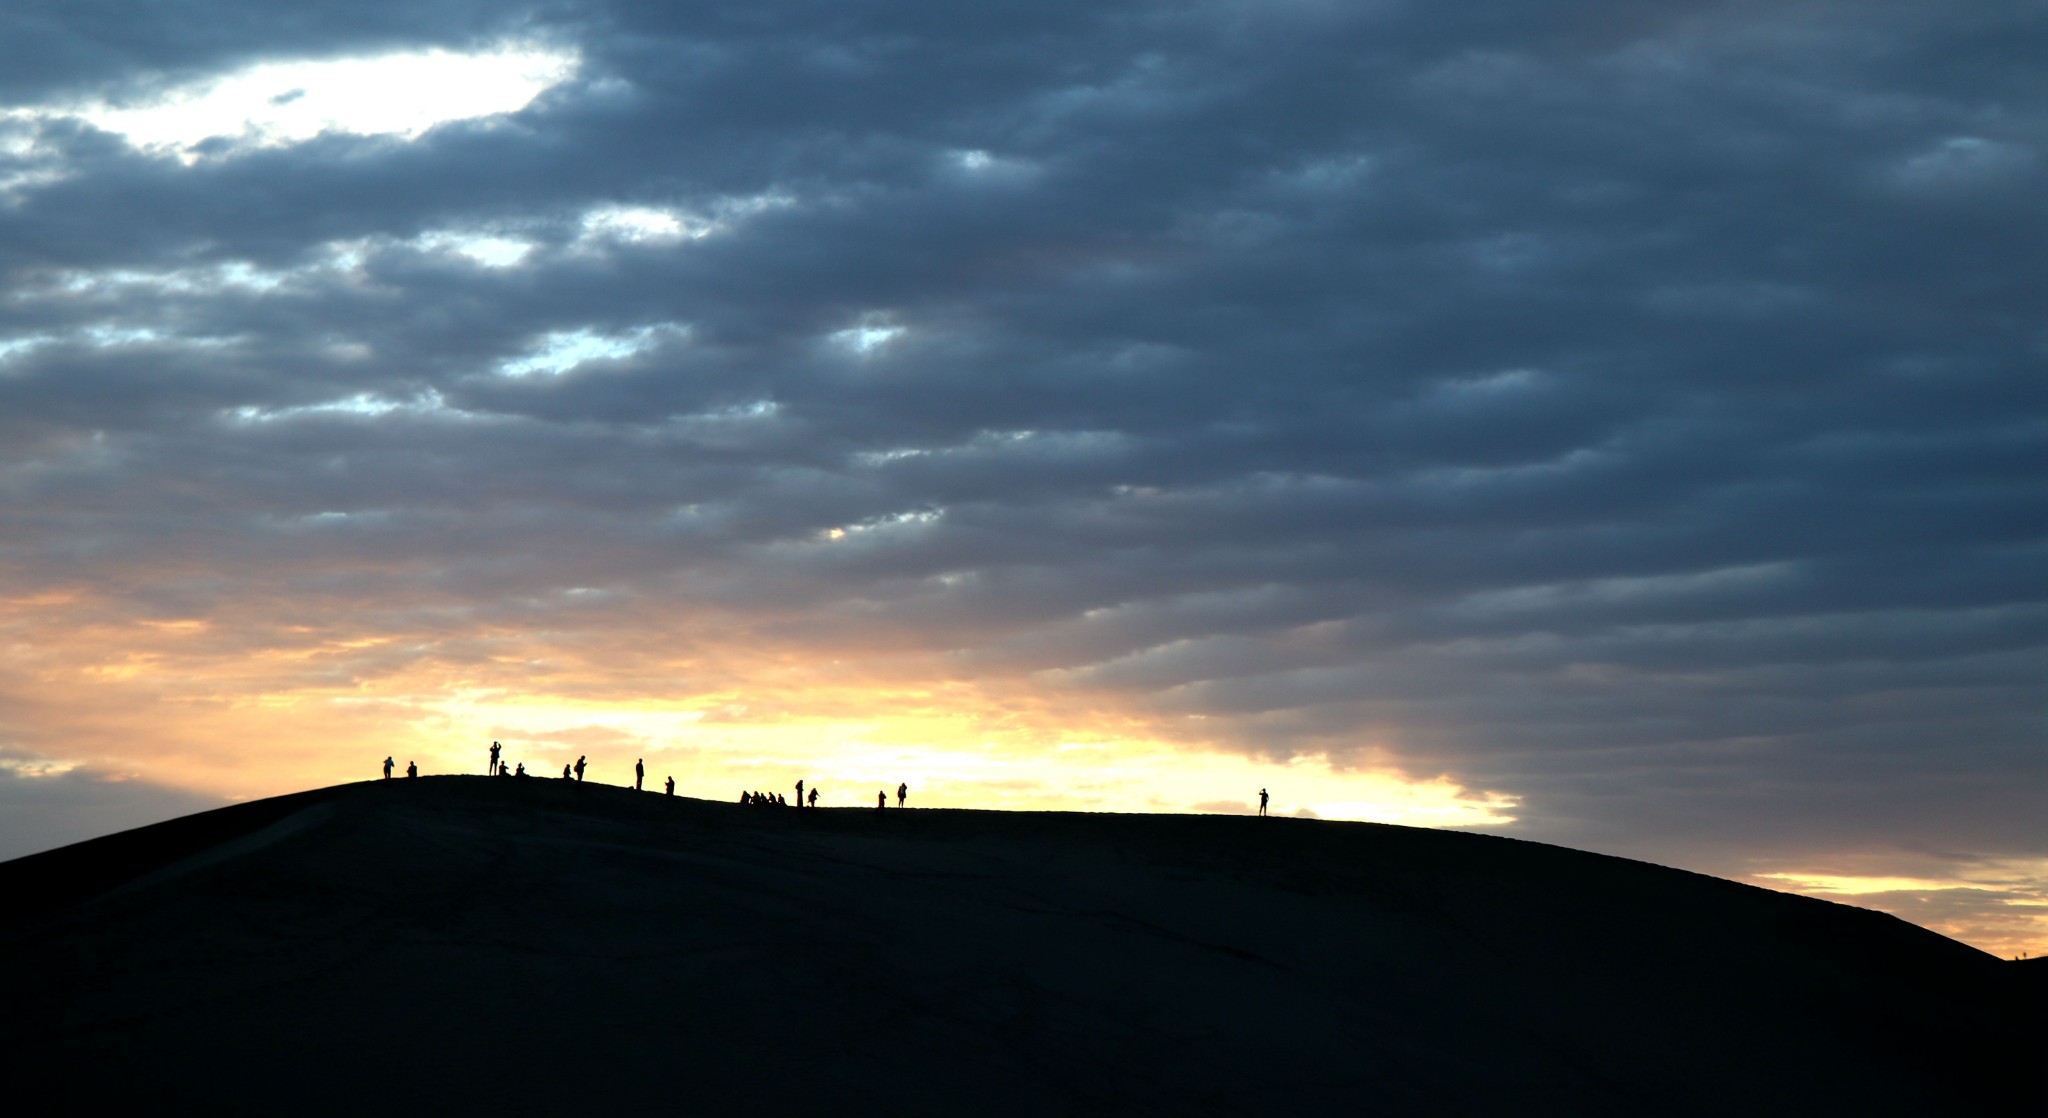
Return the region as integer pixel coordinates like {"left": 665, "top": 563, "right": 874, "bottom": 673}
{"left": 0, "top": 777, "right": 2038, "bottom": 1116}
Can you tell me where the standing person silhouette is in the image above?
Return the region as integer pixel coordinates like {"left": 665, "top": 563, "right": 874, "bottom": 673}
{"left": 407, "top": 760, "right": 417, "bottom": 779}
{"left": 665, "top": 775, "right": 674, "bottom": 796}
{"left": 635, "top": 758, "right": 644, "bottom": 791}
{"left": 489, "top": 741, "right": 501, "bottom": 775}
{"left": 383, "top": 756, "right": 394, "bottom": 780}
{"left": 1259, "top": 788, "right": 1269, "bottom": 817}
{"left": 574, "top": 755, "right": 586, "bottom": 782}
{"left": 808, "top": 787, "right": 818, "bottom": 808}
{"left": 796, "top": 778, "right": 805, "bottom": 807}
{"left": 877, "top": 790, "right": 886, "bottom": 811}
{"left": 897, "top": 782, "right": 907, "bottom": 808}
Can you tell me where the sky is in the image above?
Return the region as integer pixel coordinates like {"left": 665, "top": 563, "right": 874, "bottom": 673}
{"left": 0, "top": 1, "right": 2042, "bottom": 955}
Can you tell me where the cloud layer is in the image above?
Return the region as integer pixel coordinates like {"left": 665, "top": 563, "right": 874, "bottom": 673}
{"left": 1, "top": 1, "right": 2042, "bottom": 951}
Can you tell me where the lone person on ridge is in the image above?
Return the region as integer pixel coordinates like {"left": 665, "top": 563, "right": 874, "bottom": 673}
{"left": 635, "top": 758, "right": 645, "bottom": 791}
{"left": 665, "top": 775, "right": 674, "bottom": 796}
{"left": 489, "top": 741, "right": 501, "bottom": 776}
{"left": 1259, "top": 788, "right": 1269, "bottom": 817}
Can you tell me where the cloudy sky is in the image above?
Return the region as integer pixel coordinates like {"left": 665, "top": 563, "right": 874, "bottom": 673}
{"left": 2, "top": 1, "right": 2042, "bottom": 953}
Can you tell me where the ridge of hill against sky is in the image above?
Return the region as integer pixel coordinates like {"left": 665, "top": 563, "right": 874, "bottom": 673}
{"left": 0, "top": 0, "right": 2042, "bottom": 958}
{"left": 1, "top": 778, "right": 2038, "bottom": 1116}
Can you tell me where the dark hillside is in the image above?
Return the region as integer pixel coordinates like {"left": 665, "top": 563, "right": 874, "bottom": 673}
{"left": 0, "top": 777, "right": 2035, "bottom": 1116}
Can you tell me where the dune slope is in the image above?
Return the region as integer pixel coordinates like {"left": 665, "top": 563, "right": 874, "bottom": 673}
{"left": 0, "top": 777, "right": 2034, "bottom": 1116}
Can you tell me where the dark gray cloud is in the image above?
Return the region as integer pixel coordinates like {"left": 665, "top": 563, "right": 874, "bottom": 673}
{"left": 0, "top": 0, "right": 2042, "bottom": 907}
{"left": 0, "top": 763, "right": 224, "bottom": 862}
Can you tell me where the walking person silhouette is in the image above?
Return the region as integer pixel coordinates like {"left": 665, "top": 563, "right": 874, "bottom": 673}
{"left": 635, "top": 758, "right": 644, "bottom": 791}
{"left": 808, "top": 787, "right": 818, "bottom": 808}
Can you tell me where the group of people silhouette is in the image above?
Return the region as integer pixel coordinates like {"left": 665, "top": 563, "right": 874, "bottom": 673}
{"left": 481, "top": 743, "right": 687, "bottom": 793}
{"left": 738, "top": 778, "right": 912, "bottom": 810}
{"left": 409, "top": 745, "right": 1270, "bottom": 820}
{"left": 743, "top": 778, "right": 819, "bottom": 807}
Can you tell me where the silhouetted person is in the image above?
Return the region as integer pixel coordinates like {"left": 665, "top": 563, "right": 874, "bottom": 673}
{"left": 897, "top": 782, "right": 907, "bottom": 808}
{"left": 796, "top": 778, "right": 805, "bottom": 806}
{"left": 635, "top": 758, "right": 644, "bottom": 791}
{"left": 563, "top": 763, "right": 572, "bottom": 779}
{"left": 808, "top": 787, "right": 818, "bottom": 808}
{"left": 407, "top": 760, "right": 417, "bottom": 779}
{"left": 1259, "top": 788, "right": 1269, "bottom": 817}
{"left": 383, "top": 756, "right": 394, "bottom": 780}
{"left": 515, "top": 762, "right": 526, "bottom": 778}
{"left": 665, "top": 775, "right": 674, "bottom": 796}
{"left": 574, "top": 755, "right": 586, "bottom": 782}
{"left": 878, "top": 790, "right": 886, "bottom": 811}
{"left": 489, "top": 740, "right": 501, "bottom": 776}
{"left": 740, "top": 791, "right": 750, "bottom": 805}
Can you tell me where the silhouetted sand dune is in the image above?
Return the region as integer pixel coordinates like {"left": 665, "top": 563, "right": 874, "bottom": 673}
{"left": 0, "top": 777, "right": 2035, "bottom": 1116}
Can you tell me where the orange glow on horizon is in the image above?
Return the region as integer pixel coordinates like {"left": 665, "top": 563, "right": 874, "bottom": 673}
{"left": 7, "top": 586, "right": 2038, "bottom": 960}
{"left": 1749, "top": 866, "right": 2048, "bottom": 961}
{"left": 1, "top": 589, "right": 1519, "bottom": 829}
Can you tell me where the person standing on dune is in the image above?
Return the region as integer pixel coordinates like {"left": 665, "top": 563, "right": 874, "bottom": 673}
{"left": 808, "top": 787, "right": 818, "bottom": 808}
{"left": 796, "top": 778, "right": 805, "bottom": 807}
{"left": 635, "top": 758, "right": 644, "bottom": 791}
{"left": 1259, "top": 788, "right": 1269, "bottom": 817}
{"left": 897, "top": 782, "right": 908, "bottom": 808}
{"left": 489, "top": 741, "right": 501, "bottom": 776}
{"left": 877, "top": 790, "right": 886, "bottom": 811}
{"left": 383, "top": 756, "right": 394, "bottom": 780}
{"left": 407, "top": 760, "right": 417, "bottom": 779}
{"left": 574, "top": 755, "right": 586, "bottom": 782}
